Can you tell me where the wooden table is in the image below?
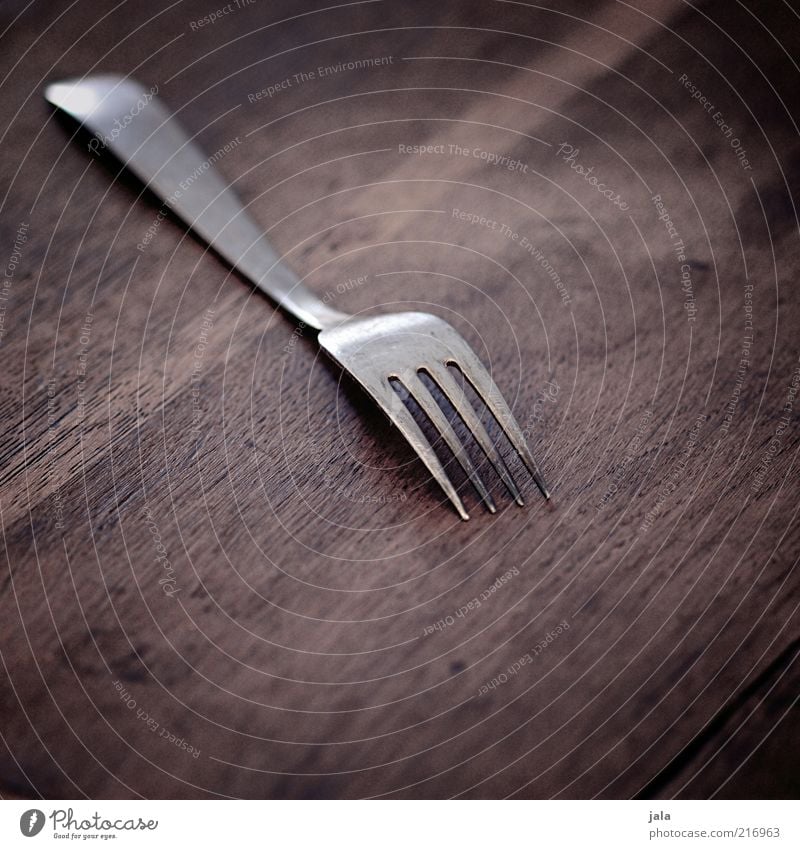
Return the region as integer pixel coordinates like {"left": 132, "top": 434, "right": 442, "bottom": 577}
{"left": 1, "top": 0, "right": 798, "bottom": 798}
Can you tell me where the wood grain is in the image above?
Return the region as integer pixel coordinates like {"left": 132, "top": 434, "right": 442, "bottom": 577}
{"left": 0, "top": 0, "right": 798, "bottom": 799}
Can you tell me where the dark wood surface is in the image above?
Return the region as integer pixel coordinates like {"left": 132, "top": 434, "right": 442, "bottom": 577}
{"left": 1, "top": 0, "right": 799, "bottom": 799}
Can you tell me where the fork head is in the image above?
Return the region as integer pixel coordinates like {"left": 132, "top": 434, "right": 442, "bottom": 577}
{"left": 318, "top": 311, "right": 550, "bottom": 520}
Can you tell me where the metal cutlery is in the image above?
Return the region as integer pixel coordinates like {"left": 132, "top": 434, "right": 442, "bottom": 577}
{"left": 45, "top": 74, "right": 549, "bottom": 519}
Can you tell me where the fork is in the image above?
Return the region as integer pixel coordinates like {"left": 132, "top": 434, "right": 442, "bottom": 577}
{"left": 45, "top": 75, "right": 549, "bottom": 519}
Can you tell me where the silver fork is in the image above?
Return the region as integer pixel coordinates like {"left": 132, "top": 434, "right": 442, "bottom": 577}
{"left": 45, "top": 75, "right": 549, "bottom": 519}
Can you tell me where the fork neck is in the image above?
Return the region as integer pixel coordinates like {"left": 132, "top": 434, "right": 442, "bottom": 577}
{"left": 233, "top": 226, "right": 352, "bottom": 329}
{"left": 271, "top": 279, "right": 353, "bottom": 330}
{"left": 240, "top": 242, "right": 351, "bottom": 329}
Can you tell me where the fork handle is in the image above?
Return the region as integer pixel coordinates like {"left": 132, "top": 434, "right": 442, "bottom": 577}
{"left": 45, "top": 75, "right": 348, "bottom": 330}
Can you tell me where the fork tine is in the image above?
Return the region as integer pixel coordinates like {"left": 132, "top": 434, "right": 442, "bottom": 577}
{"left": 422, "top": 366, "right": 526, "bottom": 506}
{"left": 451, "top": 357, "right": 550, "bottom": 499}
{"left": 399, "top": 373, "right": 497, "bottom": 513}
{"left": 375, "top": 384, "right": 470, "bottom": 520}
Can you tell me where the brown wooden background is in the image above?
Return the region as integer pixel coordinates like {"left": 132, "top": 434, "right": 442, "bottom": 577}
{"left": 1, "top": 0, "right": 799, "bottom": 799}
